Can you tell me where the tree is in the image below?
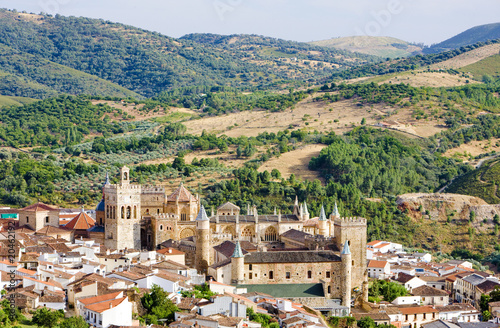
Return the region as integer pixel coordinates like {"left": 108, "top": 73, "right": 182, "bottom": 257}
{"left": 357, "top": 317, "right": 376, "bottom": 328}
{"left": 361, "top": 117, "right": 366, "bottom": 125}
{"left": 141, "top": 285, "right": 178, "bottom": 324}
{"left": 480, "top": 294, "right": 491, "bottom": 312}
{"left": 482, "top": 310, "right": 492, "bottom": 321}
{"left": 32, "top": 308, "right": 64, "bottom": 328}
{"left": 59, "top": 316, "right": 89, "bottom": 328}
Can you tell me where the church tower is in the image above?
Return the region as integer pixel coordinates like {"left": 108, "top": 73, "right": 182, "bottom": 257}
{"left": 104, "top": 166, "right": 142, "bottom": 250}
{"left": 341, "top": 241, "right": 352, "bottom": 310}
{"left": 231, "top": 240, "right": 245, "bottom": 285}
{"left": 334, "top": 216, "right": 367, "bottom": 290}
{"left": 195, "top": 205, "right": 211, "bottom": 274}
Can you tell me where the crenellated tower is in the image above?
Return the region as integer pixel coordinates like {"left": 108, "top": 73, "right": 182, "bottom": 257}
{"left": 334, "top": 217, "right": 367, "bottom": 290}
{"left": 104, "top": 166, "right": 142, "bottom": 250}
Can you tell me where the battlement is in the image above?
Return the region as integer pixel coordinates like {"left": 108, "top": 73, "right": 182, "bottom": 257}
{"left": 304, "top": 235, "right": 335, "bottom": 242}
{"left": 104, "top": 184, "right": 142, "bottom": 191}
{"left": 154, "top": 213, "right": 178, "bottom": 220}
{"left": 142, "top": 186, "right": 166, "bottom": 193}
{"left": 334, "top": 217, "right": 367, "bottom": 226}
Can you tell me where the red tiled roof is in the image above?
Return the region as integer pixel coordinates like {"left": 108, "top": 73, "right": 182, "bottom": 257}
{"left": 79, "top": 291, "right": 123, "bottom": 305}
{"left": 85, "top": 296, "right": 127, "bottom": 313}
{"left": 368, "top": 260, "right": 388, "bottom": 268}
{"left": 166, "top": 183, "right": 197, "bottom": 202}
{"left": 21, "top": 202, "right": 59, "bottom": 212}
{"left": 65, "top": 211, "right": 96, "bottom": 230}
{"left": 398, "top": 306, "right": 438, "bottom": 315}
{"left": 367, "top": 240, "right": 382, "bottom": 246}
{"left": 35, "top": 225, "right": 72, "bottom": 235}
{"left": 157, "top": 247, "right": 185, "bottom": 256}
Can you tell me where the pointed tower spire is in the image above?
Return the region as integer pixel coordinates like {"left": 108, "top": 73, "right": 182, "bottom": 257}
{"left": 103, "top": 171, "right": 110, "bottom": 186}
{"left": 333, "top": 202, "right": 340, "bottom": 218}
{"left": 232, "top": 240, "right": 244, "bottom": 258}
{"left": 295, "top": 195, "right": 299, "bottom": 206}
{"left": 303, "top": 201, "right": 309, "bottom": 215}
{"left": 319, "top": 205, "right": 327, "bottom": 221}
{"left": 196, "top": 205, "right": 209, "bottom": 221}
{"left": 341, "top": 241, "right": 351, "bottom": 255}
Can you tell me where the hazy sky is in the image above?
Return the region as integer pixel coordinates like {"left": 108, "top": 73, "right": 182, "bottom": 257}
{"left": 2, "top": 0, "right": 499, "bottom": 45}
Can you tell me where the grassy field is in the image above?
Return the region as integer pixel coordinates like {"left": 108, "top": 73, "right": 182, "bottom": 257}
{"left": 0, "top": 94, "right": 37, "bottom": 107}
{"left": 459, "top": 54, "right": 500, "bottom": 79}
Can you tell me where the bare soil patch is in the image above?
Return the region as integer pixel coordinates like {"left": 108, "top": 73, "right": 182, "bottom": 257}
{"left": 430, "top": 43, "right": 500, "bottom": 70}
{"left": 443, "top": 138, "right": 500, "bottom": 162}
{"left": 258, "top": 144, "right": 325, "bottom": 182}
{"left": 185, "top": 96, "right": 389, "bottom": 138}
{"left": 382, "top": 71, "right": 473, "bottom": 88}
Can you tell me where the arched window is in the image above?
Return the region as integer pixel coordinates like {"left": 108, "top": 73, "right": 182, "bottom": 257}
{"left": 126, "top": 206, "right": 131, "bottom": 219}
{"left": 181, "top": 213, "right": 187, "bottom": 221}
{"left": 123, "top": 172, "right": 128, "bottom": 180}
{"left": 328, "top": 285, "right": 331, "bottom": 293}
{"left": 121, "top": 206, "right": 124, "bottom": 219}
{"left": 106, "top": 206, "right": 109, "bottom": 219}
{"left": 241, "top": 227, "right": 253, "bottom": 241}
{"left": 264, "top": 226, "right": 277, "bottom": 241}
{"left": 159, "top": 225, "right": 164, "bottom": 231}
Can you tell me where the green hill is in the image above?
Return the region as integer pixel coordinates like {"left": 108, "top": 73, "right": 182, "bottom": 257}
{"left": 0, "top": 43, "right": 141, "bottom": 99}
{"left": 309, "top": 36, "right": 422, "bottom": 59}
{"left": 0, "top": 10, "right": 374, "bottom": 98}
{"left": 0, "top": 94, "right": 36, "bottom": 107}
{"left": 446, "top": 158, "right": 500, "bottom": 204}
{"left": 459, "top": 54, "right": 500, "bottom": 80}
{"left": 426, "top": 23, "right": 500, "bottom": 53}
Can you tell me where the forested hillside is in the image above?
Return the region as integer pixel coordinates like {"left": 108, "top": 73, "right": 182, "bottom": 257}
{"left": 0, "top": 9, "right": 373, "bottom": 98}
{"left": 426, "top": 23, "right": 500, "bottom": 54}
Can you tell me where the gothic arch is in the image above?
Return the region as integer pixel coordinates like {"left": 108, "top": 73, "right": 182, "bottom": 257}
{"left": 222, "top": 225, "right": 236, "bottom": 237}
{"left": 179, "top": 227, "right": 195, "bottom": 239}
{"left": 121, "top": 206, "right": 125, "bottom": 219}
{"left": 126, "top": 206, "right": 131, "bottom": 219}
{"left": 264, "top": 226, "right": 277, "bottom": 241}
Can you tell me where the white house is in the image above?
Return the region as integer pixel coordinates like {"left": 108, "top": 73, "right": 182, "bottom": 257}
{"left": 392, "top": 296, "right": 421, "bottom": 306}
{"left": 395, "top": 273, "right": 426, "bottom": 292}
{"left": 78, "top": 291, "right": 132, "bottom": 328}
{"left": 436, "top": 304, "right": 480, "bottom": 323}
{"left": 209, "top": 280, "right": 237, "bottom": 294}
{"left": 367, "top": 260, "right": 391, "bottom": 279}
{"left": 23, "top": 277, "right": 63, "bottom": 292}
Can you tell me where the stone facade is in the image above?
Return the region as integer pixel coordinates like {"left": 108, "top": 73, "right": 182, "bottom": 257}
{"left": 18, "top": 203, "right": 59, "bottom": 231}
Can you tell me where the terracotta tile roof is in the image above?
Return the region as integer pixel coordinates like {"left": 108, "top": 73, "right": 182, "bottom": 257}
{"left": 476, "top": 280, "right": 500, "bottom": 293}
{"left": 15, "top": 225, "right": 35, "bottom": 233}
{"left": 65, "top": 211, "right": 96, "bottom": 230}
{"left": 47, "top": 243, "right": 72, "bottom": 253}
{"left": 85, "top": 296, "right": 127, "bottom": 313}
{"left": 303, "top": 217, "right": 319, "bottom": 228}
{"left": 368, "top": 240, "right": 383, "bottom": 246}
{"left": 398, "top": 305, "right": 438, "bottom": 314}
{"left": 368, "top": 260, "right": 388, "bottom": 268}
{"left": 21, "top": 202, "right": 59, "bottom": 212}
{"left": 79, "top": 291, "right": 123, "bottom": 305}
{"left": 152, "top": 259, "right": 189, "bottom": 270}
{"left": 167, "top": 183, "right": 197, "bottom": 202}
{"left": 17, "top": 268, "right": 37, "bottom": 275}
{"left": 411, "top": 285, "right": 449, "bottom": 297}
{"left": 157, "top": 247, "right": 185, "bottom": 256}
{"left": 35, "top": 225, "right": 72, "bottom": 235}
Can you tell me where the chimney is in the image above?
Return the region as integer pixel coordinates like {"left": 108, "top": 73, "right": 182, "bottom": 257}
{"left": 168, "top": 248, "right": 172, "bottom": 254}
{"left": 109, "top": 302, "right": 113, "bottom": 309}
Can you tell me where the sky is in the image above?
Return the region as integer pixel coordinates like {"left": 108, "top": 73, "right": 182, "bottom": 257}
{"left": 2, "top": 0, "right": 500, "bottom": 45}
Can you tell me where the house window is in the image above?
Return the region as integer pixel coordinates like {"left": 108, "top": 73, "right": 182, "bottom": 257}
{"left": 26, "top": 216, "right": 29, "bottom": 223}
{"left": 181, "top": 213, "right": 187, "bottom": 221}
{"left": 269, "top": 271, "right": 274, "bottom": 279}
{"left": 326, "top": 271, "right": 331, "bottom": 278}
{"left": 328, "top": 286, "right": 331, "bottom": 293}
{"left": 45, "top": 216, "right": 49, "bottom": 223}
{"left": 249, "top": 273, "right": 253, "bottom": 279}
{"left": 249, "top": 264, "right": 252, "bottom": 271}
{"left": 286, "top": 272, "right": 291, "bottom": 279}
{"left": 307, "top": 270, "right": 312, "bottom": 279}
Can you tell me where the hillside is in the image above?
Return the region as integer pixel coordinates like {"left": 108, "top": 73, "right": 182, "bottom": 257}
{"left": 0, "top": 43, "right": 141, "bottom": 99}
{"left": 446, "top": 158, "right": 500, "bottom": 204}
{"left": 0, "top": 10, "right": 374, "bottom": 98}
{"left": 426, "top": 22, "right": 500, "bottom": 54}
{"left": 310, "top": 36, "right": 422, "bottom": 59}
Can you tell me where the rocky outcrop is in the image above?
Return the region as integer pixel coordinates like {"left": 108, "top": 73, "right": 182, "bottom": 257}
{"left": 396, "top": 193, "right": 493, "bottom": 221}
